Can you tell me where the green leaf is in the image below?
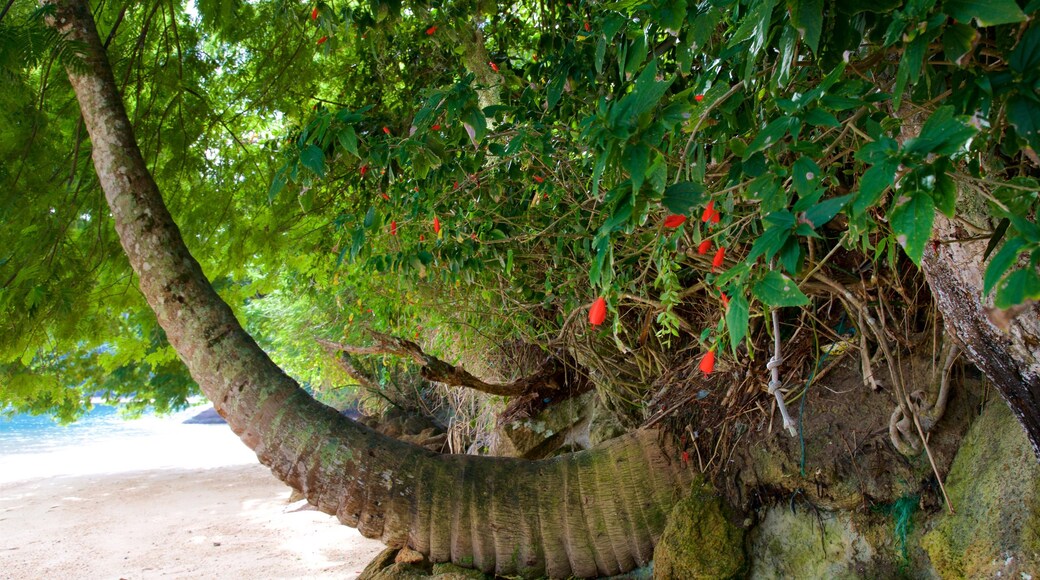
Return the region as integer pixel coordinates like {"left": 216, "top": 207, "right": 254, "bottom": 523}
{"left": 889, "top": 191, "right": 936, "bottom": 266}
{"left": 1008, "top": 94, "right": 1040, "bottom": 153}
{"left": 747, "top": 224, "right": 792, "bottom": 264}
{"left": 726, "top": 292, "right": 750, "bottom": 355}
{"left": 803, "top": 107, "right": 841, "bottom": 128}
{"left": 942, "top": 23, "right": 977, "bottom": 65}
{"left": 745, "top": 116, "right": 800, "bottom": 159}
{"left": 932, "top": 171, "right": 958, "bottom": 217}
{"left": 547, "top": 72, "right": 567, "bottom": 111}
{"left": 613, "top": 60, "right": 674, "bottom": 124}
{"left": 803, "top": 194, "right": 852, "bottom": 228}
{"left": 338, "top": 127, "right": 359, "bottom": 157}
{"left": 268, "top": 167, "right": 287, "bottom": 202}
{"left": 661, "top": 181, "right": 707, "bottom": 214}
{"left": 622, "top": 142, "right": 650, "bottom": 194}
{"left": 944, "top": 0, "right": 1026, "bottom": 27}
{"left": 1010, "top": 25, "right": 1040, "bottom": 74}
{"left": 902, "top": 106, "right": 977, "bottom": 157}
{"left": 363, "top": 206, "right": 376, "bottom": 228}
{"left": 753, "top": 270, "right": 810, "bottom": 307}
{"left": 299, "top": 145, "right": 325, "bottom": 177}
{"left": 853, "top": 158, "right": 899, "bottom": 214}
{"left": 788, "top": 0, "right": 823, "bottom": 54}
{"left": 984, "top": 236, "right": 1027, "bottom": 294}
{"left": 792, "top": 156, "right": 823, "bottom": 196}
{"left": 995, "top": 268, "right": 1040, "bottom": 309}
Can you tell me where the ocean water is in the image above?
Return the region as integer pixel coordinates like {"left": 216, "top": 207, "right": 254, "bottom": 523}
{"left": 0, "top": 404, "right": 258, "bottom": 483}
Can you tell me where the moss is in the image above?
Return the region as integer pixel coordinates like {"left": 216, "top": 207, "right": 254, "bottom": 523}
{"left": 921, "top": 402, "right": 1040, "bottom": 578}
{"left": 653, "top": 478, "right": 745, "bottom": 579}
{"left": 430, "top": 562, "right": 491, "bottom": 579}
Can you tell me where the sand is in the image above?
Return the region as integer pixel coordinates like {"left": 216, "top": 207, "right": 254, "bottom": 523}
{"left": 0, "top": 412, "right": 386, "bottom": 579}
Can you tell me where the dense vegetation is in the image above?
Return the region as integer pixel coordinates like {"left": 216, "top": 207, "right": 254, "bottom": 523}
{"left": 2, "top": 0, "right": 1038, "bottom": 443}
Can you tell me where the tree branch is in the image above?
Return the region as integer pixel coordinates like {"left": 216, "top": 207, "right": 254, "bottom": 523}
{"left": 317, "top": 334, "right": 566, "bottom": 398}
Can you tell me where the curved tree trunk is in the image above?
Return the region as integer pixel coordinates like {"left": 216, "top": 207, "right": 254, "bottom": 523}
{"left": 923, "top": 213, "right": 1040, "bottom": 460}
{"left": 46, "top": 1, "right": 694, "bottom": 576}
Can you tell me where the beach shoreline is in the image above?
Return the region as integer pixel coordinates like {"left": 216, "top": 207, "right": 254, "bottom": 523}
{"left": 0, "top": 409, "right": 385, "bottom": 579}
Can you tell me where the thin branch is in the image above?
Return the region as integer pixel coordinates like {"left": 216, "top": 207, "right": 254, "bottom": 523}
{"left": 318, "top": 334, "right": 564, "bottom": 398}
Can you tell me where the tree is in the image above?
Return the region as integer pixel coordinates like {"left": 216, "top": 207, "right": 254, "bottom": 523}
{"left": 6, "top": 0, "right": 1040, "bottom": 575}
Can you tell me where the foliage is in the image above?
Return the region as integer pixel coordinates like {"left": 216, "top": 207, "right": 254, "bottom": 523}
{"left": 1, "top": 0, "right": 1038, "bottom": 421}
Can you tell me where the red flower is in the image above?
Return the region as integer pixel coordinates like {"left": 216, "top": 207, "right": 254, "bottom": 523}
{"left": 712, "top": 247, "right": 726, "bottom": 270}
{"left": 697, "top": 240, "right": 711, "bottom": 255}
{"left": 681, "top": 451, "right": 690, "bottom": 463}
{"left": 316, "top": 36, "right": 327, "bottom": 45}
{"left": 433, "top": 216, "right": 441, "bottom": 234}
{"left": 382, "top": 126, "right": 391, "bottom": 135}
{"left": 695, "top": 94, "right": 704, "bottom": 102}
{"left": 489, "top": 61, "right": 499, "bottom": 72}
{"left": 701, "top": 200, "right": 715, "bottom": 223}
{"left": 390, "top": 221, "right": 397, "bottom": 236}
{"left": 426, "top": 25, "right": 437, "bottom": 35}
{"left": 699, "top": 350, "right": 716, "bottom": 374}
{"left": 588, "top": 296, "right": 607, "bottom": 326}
{"left": 663, "top": 214, "right": 686, "bottom": 228}
{"left": 533, "top": 175, "right": 545, "bottom": 184}
{"left": 720, "top": 293, "right": 729, "bottom": 310}
{"left": 359, "top": 165, "right": 368, "bottom": 177}
{"left": 710, "top": 210, "right": 721, "bottom": 224}
{"left": 431, "top": 124, "right": 441, "bottom": 130}
{"left": 311, "top": 6, "right": 318, "bottom": 20}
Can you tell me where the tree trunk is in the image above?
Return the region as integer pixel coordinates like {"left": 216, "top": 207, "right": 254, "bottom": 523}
{"left": 923, "top": 213, "right": 1040, "bottom": 460}
{"left": 46, "top": 1, "right": 695, "bottom": 576}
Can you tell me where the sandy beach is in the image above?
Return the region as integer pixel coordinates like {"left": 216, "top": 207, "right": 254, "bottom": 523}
{"left": 0, "top": 409, "right": 385, "bottom": 579}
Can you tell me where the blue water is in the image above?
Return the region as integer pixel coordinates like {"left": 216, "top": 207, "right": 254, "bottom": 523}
{"left": 0, "top": 405, "right": 160, "bottom": 456}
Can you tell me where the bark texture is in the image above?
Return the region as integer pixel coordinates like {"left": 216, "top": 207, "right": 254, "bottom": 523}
{"left": 923, "top": 213, "right": 1040, "bottom": 459}
{"left": 48, "top": 0, "right": 695, "bottom": 575}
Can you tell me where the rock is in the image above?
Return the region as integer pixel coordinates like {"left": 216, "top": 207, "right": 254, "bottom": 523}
{"left": 653, "top": 479, "right": 746, "bottom": 579}
{"left": 747, "top": 507, "right": 916, "bottom": 579}
{"left": 182, "top": 407, "right": 225, "bottom": 424}
{"left": 395, "top": 547, "right": 426, "bottom": 565}
{"left": 429, "top": 562, "right": 491, "bottom": 579}
{"left": 921, "top": 401, "right": 1040, "bottom": 578}
{"left": 492, "top": 391, "right": 594, "bottom": 459}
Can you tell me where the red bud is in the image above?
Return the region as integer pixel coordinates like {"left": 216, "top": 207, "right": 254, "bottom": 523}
{"left": 533, "top": 175, "right": 545, "bottom": 184}
{"left": 381, "top": 192, "right": 389, "bottom": 201}
{"left": 712, "top": 247, "right": 726, "bottom": 270}
{"left": 699, "top": 350, "right": 716, "bottom": 375}
{"left": 382, "top": 126, "right": 391, "bottom": 135}
{"left": 433, "top": 216, "right": 441, "bottom": 234}
{"left": 316, "top": 36, "right": 327, "bottom": 45}
{"left": 697, "top": 240, "right": 711, "bottom": 255}
{"left": 681, "top": 451, "right": 690, "bottom": 463}
{"left": 426, "top": 25, "right": 437, "bottom": 35}
{"left": 390, "top": 221, "right": 397, "bottom": 236}
{"left": 584, "top": 21, "right": 590, "bottom": 32}
{"left": 431, "top": 124, "right": 441, "bottom": 130}
{"left": 359, "top": 165, "right": 368, "bottom": 177}
{"left": 311, "top": 6, "right": 318, "bottom": 20}
{"left": 588, "top": 297, "right": 607, "bottom": 326}
{"left": 710, "top": 210, "right": 721, "bottom": 224}
{"left": 720, "top": 293, "right": 729, "bottom": 310}
{"left": 489, "top": 61, "right": 499, "bottom": 72}
{"left": 695, "top": 94, "right": 704, "bottom": 102}
{"left": 701, "top": 200, "right": 715, "bottom": 223}
{"left": 663, "top": 214, "right": 686, "bottom": 228}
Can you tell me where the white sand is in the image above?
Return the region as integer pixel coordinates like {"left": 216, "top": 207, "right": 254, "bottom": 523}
{"left": 0, "top": 411, "right": 385, "bottom": 579}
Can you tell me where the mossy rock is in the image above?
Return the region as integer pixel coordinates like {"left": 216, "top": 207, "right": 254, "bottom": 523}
{"left": 429, "top": 562, "right": 492, "bottom": 579}
{"left": 653, "top": 479, "right": 745, "bottom": 579}
{"left": 921, "top": 401, "right": 1040, "bottom": 578}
